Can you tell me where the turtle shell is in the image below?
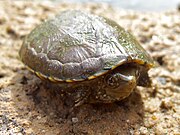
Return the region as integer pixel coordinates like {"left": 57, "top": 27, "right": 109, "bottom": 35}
{"left": 19, "top": 10, "right": 154, "bottom": 82}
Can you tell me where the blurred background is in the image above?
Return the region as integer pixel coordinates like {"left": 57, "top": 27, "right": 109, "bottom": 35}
{"left": 53, "top": 0, "right": 180, "bottom": 11}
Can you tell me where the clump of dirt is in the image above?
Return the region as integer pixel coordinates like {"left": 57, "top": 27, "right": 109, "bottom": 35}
{"left": 0, "top": 1, "right": 180, "bottom": 135}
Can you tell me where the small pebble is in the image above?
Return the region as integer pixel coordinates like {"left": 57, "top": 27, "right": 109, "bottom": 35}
{"left": 72, "top": 117, "right": 78, "bottom": 123}
{"left": 157, "top": 77, "right": 166, "bottom": 85}
{"left": 151, "top": 115, "right": 157, "bottom": 120}
{"left": 160, "top": 99, "right": 174, "bottom": 110}
{"left": 37, "top": 116, "right": 41, "bottom": 120}
{"left": 139, "top": 126, "right": 148, "bottom": 135}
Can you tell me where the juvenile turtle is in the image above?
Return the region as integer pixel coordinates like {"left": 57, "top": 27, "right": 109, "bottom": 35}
{"left": 19, "top": 10, "right": 154, "bottom": 106}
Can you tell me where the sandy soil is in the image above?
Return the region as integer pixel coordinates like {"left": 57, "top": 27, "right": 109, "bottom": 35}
{"left": 0, "top": 1, "right": 180, "bottom": 135}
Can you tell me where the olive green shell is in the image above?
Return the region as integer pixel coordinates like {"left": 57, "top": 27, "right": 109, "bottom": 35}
{"left": 19, "top": 10, "right": 154, "bottom": 82}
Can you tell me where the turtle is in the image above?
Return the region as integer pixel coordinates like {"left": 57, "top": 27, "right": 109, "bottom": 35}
{"left": 19, "top": 10, "right": 154, "bottom": 106}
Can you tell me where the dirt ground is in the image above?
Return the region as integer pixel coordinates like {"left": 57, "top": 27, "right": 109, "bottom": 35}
{"left": 0, "top": 1, "right": 180, "bottom": 135}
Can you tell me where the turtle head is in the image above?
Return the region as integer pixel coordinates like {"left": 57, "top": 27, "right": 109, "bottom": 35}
{"left": 104, "top": 65, "right": 139, "bottom": 101}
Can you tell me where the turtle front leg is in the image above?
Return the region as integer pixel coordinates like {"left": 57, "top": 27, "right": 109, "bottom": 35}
{"left": 64, "top": 84, "right": 91, "bottom": 107}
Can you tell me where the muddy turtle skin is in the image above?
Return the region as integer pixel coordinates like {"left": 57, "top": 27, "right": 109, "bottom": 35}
{"left": 19, "top": 10, "right": 154, "bottom": 106}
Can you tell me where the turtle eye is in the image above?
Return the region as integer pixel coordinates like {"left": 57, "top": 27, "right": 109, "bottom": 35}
{"left": 105, "top": 74, "right": 120, "bottom": 88}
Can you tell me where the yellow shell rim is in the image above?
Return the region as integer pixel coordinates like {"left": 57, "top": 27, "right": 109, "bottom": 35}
{"left": 24, "top": 58, "right": 154, "bottom": 83}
